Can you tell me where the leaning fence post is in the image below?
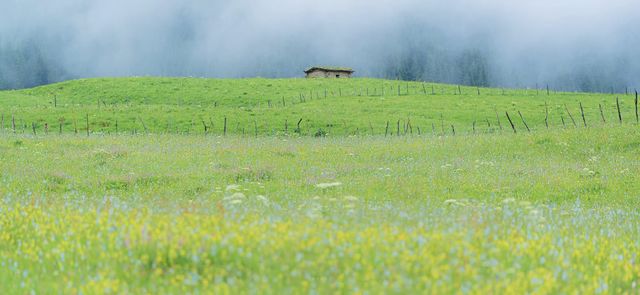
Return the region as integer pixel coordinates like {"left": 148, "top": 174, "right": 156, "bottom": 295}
{"left": 616, "top": 97, "right": 622, "bottom": 124}
{"left": 295, "top": 118, "right": 302, "bottom": 134}
{"left": 202, "top": 119, "right": 208, "bottom": 135}
{"left": 517, "top": 111, "right": 530, "bottom": 132}
{"left": 599, "top": 104, "right": 606, "bottom": 124}
{"left": 139, "top": 117, "right": 148, "bottom": 135}
{"left": 579, "top": 102, "right": 587, "bottom": 127}
{"left": 564, "top": 104, "right": 577, "bottom": 128}
{"left": 505, "top": 111, "right": 516, "bottom": 133}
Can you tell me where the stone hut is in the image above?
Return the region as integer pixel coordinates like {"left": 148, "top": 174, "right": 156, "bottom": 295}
{"left": 304, "top": 66, "right": 354, "bottom": 78}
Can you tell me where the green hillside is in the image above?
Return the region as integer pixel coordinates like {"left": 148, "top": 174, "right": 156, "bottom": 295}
{"left": 1, "top": 77, "right": 640, "bottom": 292}
{"left": 0, "top": 77, "right": 636, "bottom": 136}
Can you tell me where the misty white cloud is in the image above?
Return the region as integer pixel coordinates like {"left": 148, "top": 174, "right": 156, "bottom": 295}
{"left": 1, "top": 0, "right": 639, "bottom": 89}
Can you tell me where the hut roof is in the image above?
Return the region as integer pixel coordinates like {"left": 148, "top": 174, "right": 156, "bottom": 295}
{"left": 304, "top": 66, "right": 354, "bottom": 74}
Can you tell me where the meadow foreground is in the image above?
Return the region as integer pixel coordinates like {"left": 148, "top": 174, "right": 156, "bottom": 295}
{"left": 0, "top": 126, "right": 638, "bottom": 293}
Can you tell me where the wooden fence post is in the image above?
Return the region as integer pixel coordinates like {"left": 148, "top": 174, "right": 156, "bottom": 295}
{"left": 224, "top": 116, "right": 227, "bottom": 136}
{"left": 635, "top": 90, "right": 638, "bottom": 124}
{"left": 139, "top": 117, "right": 148, "bottom": 135}
{"left": 517, "top": 111, "right": 530, "bottom": 132}
{"left": 579, "top": 102, "right": 587, "bottom": 127}
{"left": 385, "top": 121, "right": 389, "bottom": 137}
{"left": 254, "top": 120, "right": 258, "bottom": 137}
{"left": 495, "top": 110, "right": 503, "bottom": 130}
{"left": 202, "top": 119, "right": 208, "bottom": 135}
{"left": 544, "top": 102, "right": 549, "bottom": 129}
{"left": 86, "top": 114, "right": 90, "bottom": 137}
{"left": 505, "top": 111, "right": 516, "bottom": 133}
{"left": 616, "top": 97, "right": 622, "bottom": 124}
{"left": 564, "top": 104, "right": 577, "bottom": 127}
{"left": 599, "top": 104, "right": 606, "bottom": 124}
{"left": 295, "top": 118, "right": 302, "bottom": 134}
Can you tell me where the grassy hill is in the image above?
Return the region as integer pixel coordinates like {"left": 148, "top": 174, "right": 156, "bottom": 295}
{"left": 1, "top": 77, "right": 640, "bottom": 292}
{"left": 0, "top": 77, "right": 636, "bottom": 136}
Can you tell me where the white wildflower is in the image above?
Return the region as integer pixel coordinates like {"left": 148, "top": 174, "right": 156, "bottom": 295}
{"left": 315, "top": 182, "right": 342, "bottom": 189}
{"left": 444, "top": 199, "right": 457, "bottom": 205}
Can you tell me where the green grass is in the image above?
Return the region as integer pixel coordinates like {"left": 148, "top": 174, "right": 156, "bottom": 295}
{"left": 0, "top": 77, "right": 636, "bottom": 136}
{"left": 0, "top": 78, "right": 639, "bottom": 293}
{"left": 0, "top": 126, "right": 639, "bottom": 293}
